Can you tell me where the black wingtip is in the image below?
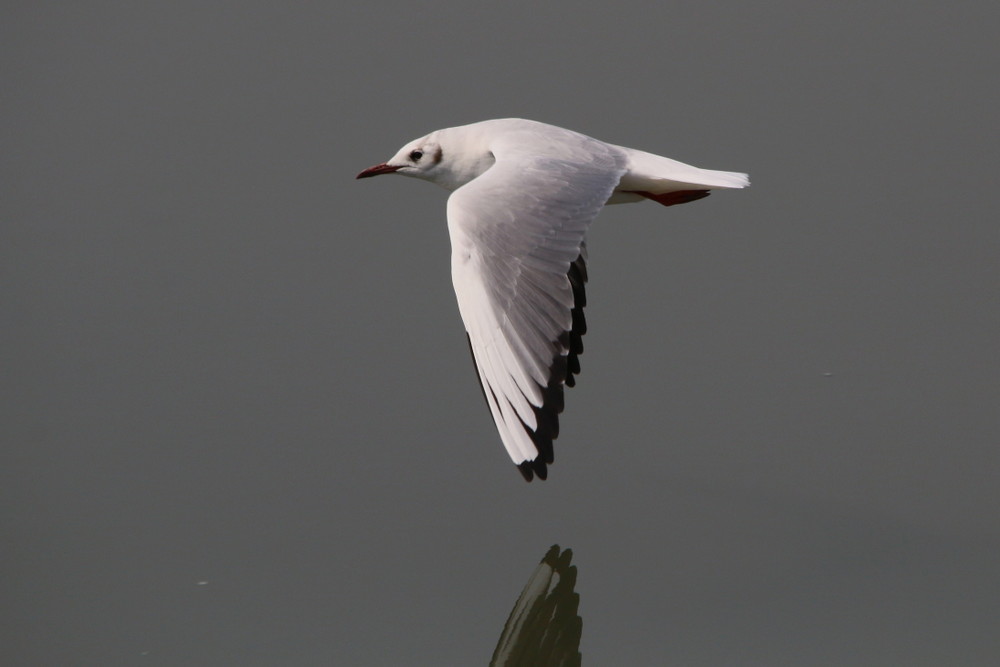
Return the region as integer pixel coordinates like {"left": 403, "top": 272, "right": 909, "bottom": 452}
{"left": 517, "top": 459, "right": 548, "bottom": 482}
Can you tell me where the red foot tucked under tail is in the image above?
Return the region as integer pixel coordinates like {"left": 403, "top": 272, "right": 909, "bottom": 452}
{"left": 627, "top": 189, "right": 711, "bottom": 207}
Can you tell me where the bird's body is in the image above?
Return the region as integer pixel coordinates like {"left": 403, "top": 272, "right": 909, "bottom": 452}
{"left": 358, "top": 119, "right": 748, "bottom": 480}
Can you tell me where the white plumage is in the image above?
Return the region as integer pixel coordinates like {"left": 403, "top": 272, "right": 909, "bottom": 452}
{"left": 358, "top": 119, "right": 748, "bottom": 480}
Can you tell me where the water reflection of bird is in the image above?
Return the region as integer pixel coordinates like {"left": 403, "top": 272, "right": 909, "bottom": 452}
{"left": 490, "top": 545, "right": 582, "bottom": 667}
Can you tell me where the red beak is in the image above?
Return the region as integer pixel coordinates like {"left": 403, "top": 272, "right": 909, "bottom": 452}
{"left": 356, "top": 163, "right": 402, "bottom": 179}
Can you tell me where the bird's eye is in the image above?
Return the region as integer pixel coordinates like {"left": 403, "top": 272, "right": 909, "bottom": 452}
{"left": 409, "top": 150, "right": 423, "bottom": 162}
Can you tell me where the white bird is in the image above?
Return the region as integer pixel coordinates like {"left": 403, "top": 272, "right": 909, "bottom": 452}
{"left": 357, "top": 119, "right": 748, "bottom": 481}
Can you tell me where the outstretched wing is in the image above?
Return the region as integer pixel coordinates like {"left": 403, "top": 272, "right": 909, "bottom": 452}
{"left": 447, "top": 126, "right": 627, "bottom": 480}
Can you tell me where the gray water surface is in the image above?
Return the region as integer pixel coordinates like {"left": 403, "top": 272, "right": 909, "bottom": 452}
{"left": 4, "top": 2, "right": 999, "bottom": 665}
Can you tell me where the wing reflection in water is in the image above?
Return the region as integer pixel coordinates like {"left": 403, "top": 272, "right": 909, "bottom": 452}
{"left": 490, "top": 545, "right": 583, "bottom": 667}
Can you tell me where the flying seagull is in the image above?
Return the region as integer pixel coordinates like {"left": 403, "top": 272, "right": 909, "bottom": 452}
{"left": 357, "top": 118, "right": 748, "bottom": 481}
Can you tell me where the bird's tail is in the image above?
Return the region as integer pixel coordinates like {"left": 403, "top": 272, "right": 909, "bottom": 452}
{"left": 611, "top": 146, "right": 749, "bottom": 207}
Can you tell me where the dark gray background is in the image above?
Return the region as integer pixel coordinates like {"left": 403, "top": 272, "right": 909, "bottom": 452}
{"left": 4, "top": 2, "right": 998, "bottom": 665}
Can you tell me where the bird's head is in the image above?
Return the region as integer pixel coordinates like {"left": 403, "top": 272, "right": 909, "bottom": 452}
{"left": 356, "top": 135, "right": 443, "bottom": 182}
{"left": 357, "top": 125, "right": 498, "bottom": 190}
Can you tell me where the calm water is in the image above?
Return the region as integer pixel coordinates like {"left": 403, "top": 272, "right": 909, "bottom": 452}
{"left": 5, "top": 3, "right": 999, "bottom": 665}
